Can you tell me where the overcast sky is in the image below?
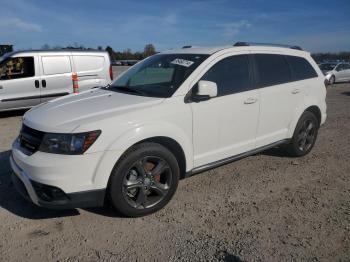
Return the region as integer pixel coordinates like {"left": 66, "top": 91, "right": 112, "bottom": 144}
{"left": 1, "top": 0, "right": 349, "bottom": 53}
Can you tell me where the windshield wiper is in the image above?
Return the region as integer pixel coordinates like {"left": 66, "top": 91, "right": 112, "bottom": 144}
{"left": 110, "top": 85, "right": 146, "bottom": 96}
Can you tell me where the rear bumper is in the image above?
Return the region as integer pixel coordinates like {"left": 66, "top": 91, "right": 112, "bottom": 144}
{"left": 10, "top": 155, "right": 105, "bottom": 209}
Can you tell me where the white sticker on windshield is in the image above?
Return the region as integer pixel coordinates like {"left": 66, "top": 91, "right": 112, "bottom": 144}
{"left": 171, "top": 58, "right": 194, "bottom": 67}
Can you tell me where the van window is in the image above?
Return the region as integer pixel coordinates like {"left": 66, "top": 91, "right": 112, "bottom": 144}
{"left": 201, "top": 55, "right": 252, "bottom": 96}
{"left": 254, "top": 54, "right": 291, "bottom": 87}
{"left": 286, "top": 55, "right": 318, "bottom": 81}
{"left": 73, "top": 56, "right": 104, "bottom": 72}
{"left": 42, "top": 56, "right": 71, "bottom": 75}
{"left": 0, "top": 57, "right": 35, "bottom": 80}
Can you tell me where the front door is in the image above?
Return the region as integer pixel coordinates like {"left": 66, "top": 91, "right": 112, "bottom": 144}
{"left": 190, "top": 54, "right": 260, "bottom": 168}
{"left": 0, "top": 55, "right": 40, "bottom": 111}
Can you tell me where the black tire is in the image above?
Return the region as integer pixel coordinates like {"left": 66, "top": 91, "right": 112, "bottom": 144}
{"left": 285, "top": 111, "right": 319, "bottom": 157}
{"left": 108, "top": 142, "right": 180, "bottom": 217}
{"left": 329, "top": 75, "right": 335, "bottom": 85}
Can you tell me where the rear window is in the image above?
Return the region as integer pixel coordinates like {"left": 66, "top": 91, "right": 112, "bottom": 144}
{"left": 286, "top": 55, "right": 318, "bottom": 81}
{"left": 73, "top": 56, "right": 104, "bottom": 72}
{"left": 254, "top": 54, "right": 291, "bottom": 87}
{"left": 42, "top": 56, "right": 71, "bottom": 75}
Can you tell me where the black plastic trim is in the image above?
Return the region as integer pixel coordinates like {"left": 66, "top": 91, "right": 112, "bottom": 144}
{"left": 186, "top": 139, "right": 289, "bottom": 177}
{"left": 12, "top": 173, "right": 106, "bottom": 209}
{"left": 2, "top": 92, "right": 69, "bottom": 102}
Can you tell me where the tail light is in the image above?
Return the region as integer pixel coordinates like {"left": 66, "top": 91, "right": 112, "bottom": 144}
{"left": 109, "top": 64, "right": 113, "bottom": 81}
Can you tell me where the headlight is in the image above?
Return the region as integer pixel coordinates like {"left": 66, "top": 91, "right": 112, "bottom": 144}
{"left": 39, "top": 130, "right": 101, "bottom": 154}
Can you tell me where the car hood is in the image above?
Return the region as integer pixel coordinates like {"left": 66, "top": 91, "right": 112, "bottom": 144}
{"left": 23, "top": 89, "right": 165, "bottom": 132}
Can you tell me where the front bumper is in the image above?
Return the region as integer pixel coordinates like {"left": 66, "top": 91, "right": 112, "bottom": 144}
{"left": 10, "top": 155, "right": 106, "bottom": 209}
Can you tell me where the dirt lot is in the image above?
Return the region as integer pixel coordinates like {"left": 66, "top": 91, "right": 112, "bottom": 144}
{"left": 0, "top": 81, "right": 349, "bottom": 262}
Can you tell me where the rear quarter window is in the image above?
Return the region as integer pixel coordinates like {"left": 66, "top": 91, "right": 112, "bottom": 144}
{"left": 73, "top": 55, "right": 104, "bottom": 72}
{"left": 285, "top": 55, "right": 318, "bottom": 81}
{"left": 254, "top": 54, "right": 291, "bottom": 88}
{"left": 42, "top": 56, "right": 71, "bottom": 75}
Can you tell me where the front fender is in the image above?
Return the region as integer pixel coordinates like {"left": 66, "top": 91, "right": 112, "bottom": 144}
{"left": 91, "top": 123, "right": 193, "bottom": 188}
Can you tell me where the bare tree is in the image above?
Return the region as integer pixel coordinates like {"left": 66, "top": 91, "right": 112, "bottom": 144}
{"left": 143, "top": 44, "right": 156, "bottom": 57}
{"left": 42, "top": 44, "right": 50, "bottom": 50}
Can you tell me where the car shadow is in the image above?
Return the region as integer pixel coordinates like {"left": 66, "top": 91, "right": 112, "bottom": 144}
{"left": 0, "top": 109, "right": 28, "bottom": 118}
{"left": 260, "top": 146, "right": 288, "bottom": 158}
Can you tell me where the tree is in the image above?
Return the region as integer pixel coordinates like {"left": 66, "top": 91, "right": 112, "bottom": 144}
{"left": 143, "top": 44, "right": 156, "bottom": 58}
{"left": 97, "top": 46, "right": 103, "bottom": 51}
{"left": 42, "top": 44, "right": 50, "bottom": 50}
{"left": 105, "top": 46, "right": 115, "bottom": 60}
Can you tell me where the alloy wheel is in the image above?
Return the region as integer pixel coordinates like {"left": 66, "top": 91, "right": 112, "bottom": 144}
{"left": 122, "top": 156, "right": 172, "bottom": 209}
{"left": 297, "top": 119, "right": 316, "bottom": 152}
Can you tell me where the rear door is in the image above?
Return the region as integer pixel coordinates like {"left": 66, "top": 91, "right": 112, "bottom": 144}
{"left": 337, "top": 63, "right": 350, "bottom": 81}
{"left": 344, "top": 64, "right": 350, "bottom": 81}
{"left": 0, "top": 54, "right": 40, "bottom": 110}
{"left": 252, "top": 52, "right": 301, "bottom": 147}
{"left": 72, "top": 55, "right": 106, "bottom": 91}
{"left": 39, "top": 54, "right": 73, "bottom": 103}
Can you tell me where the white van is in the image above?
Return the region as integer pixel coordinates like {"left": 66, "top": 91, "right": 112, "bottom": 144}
{"left": 0, "top": 50, "right": 113, "bottom": 111}
{"left": 11, "top": 43, "right": 327, "bottom": 217}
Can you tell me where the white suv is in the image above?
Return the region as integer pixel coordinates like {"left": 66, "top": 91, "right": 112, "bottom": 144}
{"left": 10, "top": 43, "right": 327, "bottom": 217}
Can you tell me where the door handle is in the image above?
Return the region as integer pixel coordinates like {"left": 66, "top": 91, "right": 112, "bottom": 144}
{"left": 42, "top": 79, "right": 46, "bottom": 88}
{"left": 35, "top": 80, "right": 40, "bottom": 88}
{"left": 244, "top": 98, "right": 258, "bottom": 104}
{"left": 292, "top": 89, "right": 300, "bottom": 94}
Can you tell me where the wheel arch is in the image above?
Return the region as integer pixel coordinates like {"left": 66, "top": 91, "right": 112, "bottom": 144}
{"left": 93, "top": 124, "right": 193, "bottom": 190}
{"left": 288, "top": 104, "right": 322, "bottom": 137}
{"left": 134, "top": 136, "right": 187, "bottom": 179}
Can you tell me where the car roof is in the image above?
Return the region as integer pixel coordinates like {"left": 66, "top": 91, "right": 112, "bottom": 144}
{"left": 162, "top": 44, "right": 308, "bottom": 56}
{"left": 5, "top": 49, "right": 107, "bottom": 57}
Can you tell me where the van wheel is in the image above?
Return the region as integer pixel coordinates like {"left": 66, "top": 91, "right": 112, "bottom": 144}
{"left": 108, "top": 142, "right": 180, "bottom": 217}
{"left": 329, "top": 75, "right": 335, "bottom": 85}
{"left": 285, "top": 111, "right": 319, "bottom": 157}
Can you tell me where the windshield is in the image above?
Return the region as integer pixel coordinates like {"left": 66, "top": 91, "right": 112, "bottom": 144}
{"left": 108, "top": 53, "right": 209, "bottom": 98}
{"left": 319, "top": 63, "right": 337, "bottom": 71}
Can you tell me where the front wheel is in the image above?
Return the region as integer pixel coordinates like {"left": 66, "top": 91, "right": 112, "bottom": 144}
{"left": 108, "top": 142, "right": 180, "bottom": 217}
{"left": 285, "top": 111, "right": 319, "bottom": 157}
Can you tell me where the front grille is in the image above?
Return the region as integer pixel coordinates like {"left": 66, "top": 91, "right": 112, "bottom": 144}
{"left": 19, "top": 124, "right": 45, "bottom": 154}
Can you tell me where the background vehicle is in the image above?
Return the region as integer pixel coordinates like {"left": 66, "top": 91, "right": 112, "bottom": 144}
{"left": 11, "top": 43, "right": 327, "bottom": 217}
{"left": 319, "top": 62, "right": 350, "bottom": 84}
{"left": 0, "top": 50, "right": 113, "bottom": 112}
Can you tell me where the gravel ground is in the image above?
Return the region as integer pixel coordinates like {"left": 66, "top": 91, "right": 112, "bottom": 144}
{"left": 0, "top": 81, "right": 349, "bottom": 262}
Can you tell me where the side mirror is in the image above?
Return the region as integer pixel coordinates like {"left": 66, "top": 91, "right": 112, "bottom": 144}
{"left": 192, "top": 80, "right": 217, "bottom": 102}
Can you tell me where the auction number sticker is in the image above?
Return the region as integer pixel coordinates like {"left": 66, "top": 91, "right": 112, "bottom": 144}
{"left": 171, "top": 58, "right": 194, "bottom": 67}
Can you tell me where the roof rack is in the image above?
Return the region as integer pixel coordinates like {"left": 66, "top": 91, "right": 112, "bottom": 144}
{"left": 233, "top": 42, "right": 303, "bottom": 51}
{"left": 182, "top": 45, "right": 192, "bottom": 49}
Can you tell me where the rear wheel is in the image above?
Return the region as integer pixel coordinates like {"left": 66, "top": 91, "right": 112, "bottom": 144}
{"left": 285, "top": 111, "right": 319, "bottom": 157}
{"left": 108, "top": 142, "right": 180, "bottom": 217}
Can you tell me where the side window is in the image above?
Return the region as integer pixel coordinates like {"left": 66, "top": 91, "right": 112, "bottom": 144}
{"left": 254, "top": 54, "right": 291, "bottom": 87}
{"left": 345, "top": 64, "right": 350, "bottom": 70}
{"left": 0, "top": 57, "right": 35, "bottom": 80}
{"left": 335, "top": 64, "right": 344, "bottom": 71}
{"left": 201, "top": 55, "right": 252, "bottom": 96}
{"left": 286, "top": 55, "right": 318, "bottom": 81}
{"left": 42, "top": 56, "right": 71, "bottom": 75}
